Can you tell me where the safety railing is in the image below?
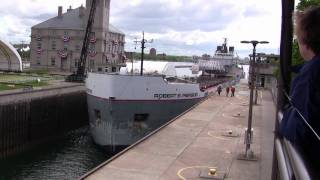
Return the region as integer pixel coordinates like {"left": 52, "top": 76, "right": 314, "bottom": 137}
{"left": 274, "top": 111, "right": 313, "bottom": 180}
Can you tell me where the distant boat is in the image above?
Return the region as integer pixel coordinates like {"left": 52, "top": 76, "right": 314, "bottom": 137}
{"left": 197, "top": 38, "right": 240, "bottom": 75}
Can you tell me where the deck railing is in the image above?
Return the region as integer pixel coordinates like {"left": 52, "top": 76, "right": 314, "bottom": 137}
{"left": 273, "top": 111, "right": 312, "bottom": 180}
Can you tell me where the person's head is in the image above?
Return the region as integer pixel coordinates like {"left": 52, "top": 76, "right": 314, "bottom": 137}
{"left": 295, "top": 6, "right": 320, "bottom": 60}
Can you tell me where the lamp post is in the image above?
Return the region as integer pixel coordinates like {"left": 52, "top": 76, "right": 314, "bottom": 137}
{"left": 239, "top": 40, "right": 269, "bottom": 160}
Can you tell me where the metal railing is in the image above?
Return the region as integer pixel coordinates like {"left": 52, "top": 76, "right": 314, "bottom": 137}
{"left": 274, "top": 111, "right": 312, "bottom": 180}
{"left": 272, "top": 88, "right": 320, "bottom": 180}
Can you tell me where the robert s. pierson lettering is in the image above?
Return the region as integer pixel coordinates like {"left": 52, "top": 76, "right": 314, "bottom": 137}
{"left": 154, "top": 93, "right": 198, "bottom": 99}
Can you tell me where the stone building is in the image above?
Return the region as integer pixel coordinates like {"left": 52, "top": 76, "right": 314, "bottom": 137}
{"left": 30, "top": 0, "right": 125, "bottom": 73}
{"left": 255, "top": 54, "right": 279, "bottom": 89}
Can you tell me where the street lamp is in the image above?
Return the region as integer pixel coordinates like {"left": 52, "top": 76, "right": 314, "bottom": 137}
{"left": 239, "top": 40, "right": 269, "bottom": 160}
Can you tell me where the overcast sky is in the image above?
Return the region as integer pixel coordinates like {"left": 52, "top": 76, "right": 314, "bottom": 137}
{"left": 0, "top": 0, "right": 284, "bottom": 57}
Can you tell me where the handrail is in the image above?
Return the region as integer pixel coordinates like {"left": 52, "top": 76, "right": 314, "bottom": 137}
{"left": 275, "top": 139, "right": 290, "bottom": 180}
{"left": 283, "top": 139, "right": 311, "bottom": 180}
{"left": 275, "top": 111, "right": 312, "bottom": 180}
{"left": 278, "top": 111, "right": 283, "bottom": 124}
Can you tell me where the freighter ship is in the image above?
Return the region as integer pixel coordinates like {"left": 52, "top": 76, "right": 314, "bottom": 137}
{"left": 197, "top": 38, "right": 240, "bottom": 75}
{"left": 86, "top": 70, "right": 207, "bottom": 152}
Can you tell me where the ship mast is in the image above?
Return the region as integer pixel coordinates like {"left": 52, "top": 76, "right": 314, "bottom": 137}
{"left": 223, "top": 38, "right": 228, "bottom": 53}
{"left": 141, "top": 32, "right": 146, "bottom": 76}
{"left": 134, "top": 31, "right": 153, "bottom": 76}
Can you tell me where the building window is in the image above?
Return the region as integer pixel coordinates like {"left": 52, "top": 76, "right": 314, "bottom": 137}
{"left": 112, "top": 67, "right": 116, "bottom": 72}
{"left": 98, "top": 67, "right": 102, "bottom": 72}
{"left": 64, "top": 44, "right": 68, "bottom": 51}
{"left": 74, "top": 59, "right": 79, "bottom": 67}
{"left": 52, "top": 40, "right": 56, "bottom": 50}
{"left": 52, "top": 30, "right": 56, "bottom": 35}
{"left": 51, "top": 57, "right": 55, "bottom": 66}
{"left": 94, "top": 109, "right": 101, "bottom": 120}
{"left": 90, "top": 60, "right": 94, "bottom": 68}
{"left": 90, "top": 44, "right": 95, "bottom": 51}
{"left": 64, "top": 31, "right": 68, "bottom": 36}
{"left": 37, "top": 42, "right": 42, "bottom": 49}
{"left": 36, "top": 57, "right": 41, "bottom": 65}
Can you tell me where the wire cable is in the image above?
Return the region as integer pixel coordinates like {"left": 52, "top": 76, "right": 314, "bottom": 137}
{"left": 283, "top": 90, "right": 320, "bottom": 141}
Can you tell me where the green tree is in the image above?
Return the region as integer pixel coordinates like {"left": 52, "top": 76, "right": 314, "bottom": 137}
{"left": 297, "top": 0, "right": 320, "bottom": 10}
{"left": 292, "top": 40, "right": 304, "bottom": 65}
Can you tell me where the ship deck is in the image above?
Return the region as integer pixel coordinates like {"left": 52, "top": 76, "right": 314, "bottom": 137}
{"left": 81, "top": 80, "right": 276, "bottom": 180}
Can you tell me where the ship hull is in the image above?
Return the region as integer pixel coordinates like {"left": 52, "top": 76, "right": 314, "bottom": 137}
{"left": 87, "top": 94, "right": 202, "bottom": 152}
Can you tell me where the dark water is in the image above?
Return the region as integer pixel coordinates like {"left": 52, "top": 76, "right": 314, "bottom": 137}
{"left": 0, "top": 126, "right": 111, "bottom": 180}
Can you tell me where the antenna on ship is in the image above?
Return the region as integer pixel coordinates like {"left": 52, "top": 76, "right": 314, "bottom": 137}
{"left": 223, "top": 38, "right": 228, "bottom": 53}
{"left": 134, "top": 31, "right": 153, "bottom": 76}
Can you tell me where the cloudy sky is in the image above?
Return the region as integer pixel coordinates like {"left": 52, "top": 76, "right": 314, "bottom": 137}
{"left": 0, "top": 0, "right": 284, "bottom": 57}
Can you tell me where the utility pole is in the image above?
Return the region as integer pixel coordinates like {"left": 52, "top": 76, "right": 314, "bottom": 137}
{"left": 20, "top": 40, "right": 25, "bottom": 60}
{"left": 134, "top": 31, "right": 153, "bottom": 76}
{"left": 239, "top": 40, "right": 269, "bottom": 160}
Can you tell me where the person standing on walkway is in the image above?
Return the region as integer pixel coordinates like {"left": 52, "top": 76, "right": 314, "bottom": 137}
{"left": 280, "top": 7, "right": 320, "bottom": 176}
{"left": 231, "top": 86, "right": 235, "bottom": 97}
{"left": 226, "top": 86, "right": 230, "bottom": 97}
{"left": 217, "top": 85, "right": 222, "bottom": 96}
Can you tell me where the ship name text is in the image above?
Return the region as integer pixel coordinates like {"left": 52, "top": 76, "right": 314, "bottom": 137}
{"left": 154, "top": 93, "right": 198, "bottom": 99}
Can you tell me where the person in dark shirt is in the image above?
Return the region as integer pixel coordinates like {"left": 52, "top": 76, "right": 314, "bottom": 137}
{"left": 231, "top": 86, "right": 235, "bottom": 97}
{"left": 217, "top": 85, "right": 222, "bottom": 96}
{"left": 226, "top": 86, "right": 230, "bottom": 97}
{"left": 280, "top": 6, "right": 320, "bottom": 177}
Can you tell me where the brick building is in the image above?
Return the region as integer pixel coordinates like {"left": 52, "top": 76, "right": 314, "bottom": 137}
{"left": 30, "top": 0, "right": 125, "bottom": 73}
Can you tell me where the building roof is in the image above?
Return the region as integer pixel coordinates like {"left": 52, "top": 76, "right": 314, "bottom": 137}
{"left": 33, "top": 7, "right": 84, "bottom": 30}
{"left": 109, "top": 24, "right": 124, "bottom": 35}
{"left": 32, "top": 7, "right": 125, "bottom": 35}
{"left": 0, "top": 38, "right": 22, "bottom": 72}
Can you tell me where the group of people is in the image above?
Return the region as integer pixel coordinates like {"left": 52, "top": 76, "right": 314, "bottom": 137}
{"left": 217, "top": 85, "right": 236, "bottom": 97}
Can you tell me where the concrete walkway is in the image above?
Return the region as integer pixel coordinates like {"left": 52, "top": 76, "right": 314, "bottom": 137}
{"left": 83, "top": 82, "right": 276, "bottom": 180}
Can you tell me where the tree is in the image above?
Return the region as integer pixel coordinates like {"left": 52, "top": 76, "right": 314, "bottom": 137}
{"left": 297, "top": 0, "right": 320, "bottom": 10}
{"left": 292, "top": 40, "right": 304, "bottom": 65}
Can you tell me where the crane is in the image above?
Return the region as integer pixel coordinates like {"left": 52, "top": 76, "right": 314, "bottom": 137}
{"left": 66, "top": 0, "right": 97, "bottom": 82}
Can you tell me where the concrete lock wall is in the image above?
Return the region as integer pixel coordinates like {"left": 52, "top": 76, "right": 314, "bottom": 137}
{"left": 0, "top": 88, "right": 88, "bottom": 159}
